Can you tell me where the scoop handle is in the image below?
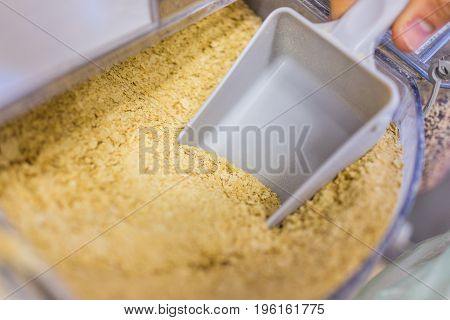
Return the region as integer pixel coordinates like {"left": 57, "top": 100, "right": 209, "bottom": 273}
{"left": 321, "top": 0, "right": 408, "bottom": 66}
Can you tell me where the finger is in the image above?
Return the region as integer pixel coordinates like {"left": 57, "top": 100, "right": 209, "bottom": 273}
{"left": 392, "top": 0, "right": 450, "bottom": 52}
{"left": 330, "top": 0, "right": 356, "bottom": 20}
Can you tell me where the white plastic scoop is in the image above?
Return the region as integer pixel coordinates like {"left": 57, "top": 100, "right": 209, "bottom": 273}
{"left": 178, "top": 0, "right": 408, "bottom": 227}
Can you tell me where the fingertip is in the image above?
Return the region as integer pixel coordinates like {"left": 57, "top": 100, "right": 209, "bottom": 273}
{"left": 392, "top": 21, "right": 415, "bottom": 52}
{"left": 392, "top": 37, "right": 415, "bottom": 53}
{"left": 390, "top": 0, "right": 447, "bottom": 52}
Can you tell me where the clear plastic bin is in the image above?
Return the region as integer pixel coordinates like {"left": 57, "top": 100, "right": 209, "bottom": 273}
{"left": 2, "top": 0, "right": 444, "bottom": 299}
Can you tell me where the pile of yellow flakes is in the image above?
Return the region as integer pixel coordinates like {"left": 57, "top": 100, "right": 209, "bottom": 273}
{"left": 0, "top": 2, "right": 402, "bottom": 299}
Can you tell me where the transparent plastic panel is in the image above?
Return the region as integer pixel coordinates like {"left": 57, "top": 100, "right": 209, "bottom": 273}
{"left": 0, "top": 213, "right": 73, "bottom": 299}
{"left": 0, "top": 0, "right": 237, "bottom": 124}
{"left": 0, "top": 0, "right": 426, "bottom": 299}
{"left": 160, "top": 0, "right": 208, "bottom": 19}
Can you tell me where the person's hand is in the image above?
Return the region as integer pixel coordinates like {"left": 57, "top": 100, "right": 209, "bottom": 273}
{"left": 330, "top": 0, "right": 450, "bottom": 52}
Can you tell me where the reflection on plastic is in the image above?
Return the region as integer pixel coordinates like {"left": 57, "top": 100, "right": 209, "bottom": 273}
{"left": 357, "top": 231, "right": 450, "bottom": 299}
